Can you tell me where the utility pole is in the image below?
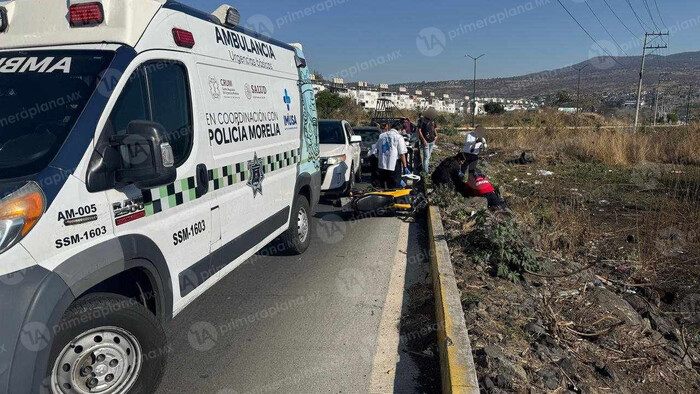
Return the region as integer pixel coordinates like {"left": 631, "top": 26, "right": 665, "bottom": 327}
{"left": 573, "top": 64, "right": 588, "bottom": 127}
{"left": 686, "top": 84, "right": 693, "bottom": 125}
{"left": 467, "top": 54, "right": 485, "bottom": 128}
{"left": 634, "top": 32, "right": 668, "bottom": 132}
{"left": 653, "top": 74, "right": 665, "bottom": 126}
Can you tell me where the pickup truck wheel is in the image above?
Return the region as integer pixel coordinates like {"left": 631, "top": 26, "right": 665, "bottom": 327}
{"left": 47, "top": 293, "right": 166, "bottom": 394}
{"left": 344, "top": 165, "right": 356, "bottom": 197}
{"left": 354, "top": 166, "right": 362, "bottom": 183}
{"left": 281, "top": 195, "right": 312, "bottom": 254}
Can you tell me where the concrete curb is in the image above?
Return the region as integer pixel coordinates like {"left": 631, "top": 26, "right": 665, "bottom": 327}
{"left": 428, "top": 205, "right": 480, "bottom": 394}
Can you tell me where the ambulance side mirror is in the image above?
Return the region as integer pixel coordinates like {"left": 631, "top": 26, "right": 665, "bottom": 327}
{"left": 112, "top": 121, "right": 177, "bottom": 190}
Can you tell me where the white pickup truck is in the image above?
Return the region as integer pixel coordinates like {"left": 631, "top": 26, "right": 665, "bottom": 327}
{"left": 319, "top": 120, "right": 362, "bottom": 196}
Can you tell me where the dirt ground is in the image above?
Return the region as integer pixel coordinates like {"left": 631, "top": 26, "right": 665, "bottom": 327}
{"left": 430, "top": 131, "right": 700, "bottom": 393}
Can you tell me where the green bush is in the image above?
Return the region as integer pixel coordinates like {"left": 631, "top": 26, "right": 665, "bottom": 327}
{"left": 464, "top": 211, "right": 542, "bottom": 282}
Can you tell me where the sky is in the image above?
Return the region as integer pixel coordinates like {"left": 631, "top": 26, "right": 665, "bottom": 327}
{"left": 182, "top": 0, "right": 700, "bottom": 84}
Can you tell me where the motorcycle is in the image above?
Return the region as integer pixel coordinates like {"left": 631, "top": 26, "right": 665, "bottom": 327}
{"left": 336, "top": 174, "right": 427, "bottom": 217}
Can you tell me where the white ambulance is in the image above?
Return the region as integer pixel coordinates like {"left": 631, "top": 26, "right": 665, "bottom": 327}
{"left": 0, "top": 1, "right": 321, "bottom": 393}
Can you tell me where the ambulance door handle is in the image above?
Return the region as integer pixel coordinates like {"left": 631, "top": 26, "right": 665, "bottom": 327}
{"left": 196, "top": 164, "right": 209, "bottom": 198}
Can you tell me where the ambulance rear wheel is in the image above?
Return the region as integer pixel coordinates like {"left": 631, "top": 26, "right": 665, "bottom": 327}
{"left": 47, "top": 293, "right": 167, "bottom": 394}
{"left": 282, "top": 195, "right": 312, "bottom": 255}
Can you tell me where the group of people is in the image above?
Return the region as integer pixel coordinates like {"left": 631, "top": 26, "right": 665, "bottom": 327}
{"left": 368, "top": 116, "right": 506, "bottom": 210}
{"left": 369, "top": 107, "right": 440, "bottom": 189}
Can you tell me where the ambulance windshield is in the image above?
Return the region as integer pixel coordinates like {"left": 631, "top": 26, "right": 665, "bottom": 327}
{"left": 0, "top": 50, "right": 114, "bottom": 180}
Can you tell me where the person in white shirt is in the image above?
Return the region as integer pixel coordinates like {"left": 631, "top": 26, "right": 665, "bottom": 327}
{"left": 374, "top": 120, "right": 409, "bottom": 189}
{"left": 462, "top": 125, "right": 488, "bottom": 174}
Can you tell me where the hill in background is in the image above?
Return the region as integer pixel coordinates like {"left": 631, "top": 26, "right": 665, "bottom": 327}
{"left": 391, "top": 51, "right": 700, "bottom": 104}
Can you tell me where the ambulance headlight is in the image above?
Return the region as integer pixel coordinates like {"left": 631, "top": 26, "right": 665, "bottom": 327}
{"left": 0, "top": 182, "right": 45, "bottom": 255}
{"left": 325, "top": 155, "right": 346, "bottom": 166}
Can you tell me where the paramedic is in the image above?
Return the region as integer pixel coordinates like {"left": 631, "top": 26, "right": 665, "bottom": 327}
{"left": 376, "top": 120, "right": 409, "bottom": 189}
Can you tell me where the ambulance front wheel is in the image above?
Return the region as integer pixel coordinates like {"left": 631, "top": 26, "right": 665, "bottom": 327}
{"left": 46, "top": 293, "right": 167, "bottom": 394}
{"left": 282, "top": 195, "right": 312, "bottom": 255}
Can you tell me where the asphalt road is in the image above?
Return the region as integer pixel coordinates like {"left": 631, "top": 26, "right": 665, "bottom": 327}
{"left": 154, "top": 189, "right": 416, "bottom": 394}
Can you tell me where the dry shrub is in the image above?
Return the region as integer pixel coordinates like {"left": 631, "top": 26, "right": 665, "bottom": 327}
{"left": 490, "top": 125, "right": 700, "bottom": 166}
{"left": 474, "top": 108, "right": 624, "bottom": 130}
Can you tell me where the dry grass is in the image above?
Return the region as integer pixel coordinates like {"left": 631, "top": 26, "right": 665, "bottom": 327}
{"left": 433, "top": 122, "right": 700, "bottom": 392}
{"left": 470, "top": 108, "right": 631, "bottom": 129}
{"left": 488, "top": 125, "right": 700, "bottom": 166}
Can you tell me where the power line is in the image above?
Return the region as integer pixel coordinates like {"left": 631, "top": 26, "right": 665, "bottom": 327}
{"left": 641, "top": 0, "right": 660, "bottom": 31}
{"left": 584, "top": 1, "right": 630, "bottom": 56}
{"left": 602, "top": 0, "right": 641, "bottom": 40}
{"left": 626, "top": 0, "right": 652, "bottom": 31}
{"left": 653, "top": 0, "right": 667, "bottom": 28}
{"left": 556, "top": 0, "right": 626, "bottom": 67}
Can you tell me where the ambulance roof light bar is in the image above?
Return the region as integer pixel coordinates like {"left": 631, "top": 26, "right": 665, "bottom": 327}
{"left": 69, "top": 2, "right": 105, "bottom": 27}
{"left": 224, "top": 7, "right": 240, "bottom": 27}
{"left": 212, "top": 5, "right": 240, "bottom": 28}
{"left": 0, "top": 7, "right": 8, "bottom": 33}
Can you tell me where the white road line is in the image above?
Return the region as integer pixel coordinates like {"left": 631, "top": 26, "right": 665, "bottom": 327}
{"left": 368, "top": 219, "right": 410, "bottom": 393}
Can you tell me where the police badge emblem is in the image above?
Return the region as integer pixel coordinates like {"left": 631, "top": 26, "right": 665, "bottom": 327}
{"left": 247, "top": 152, "right": 265, "bottom": 197}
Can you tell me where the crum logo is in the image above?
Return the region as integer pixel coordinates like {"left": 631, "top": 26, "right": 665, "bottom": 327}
{"left": 215, "top": 27, "right": 277, "bottom": 60}
{"left": 0, "top": 57, "right": 72, "bottom": 74}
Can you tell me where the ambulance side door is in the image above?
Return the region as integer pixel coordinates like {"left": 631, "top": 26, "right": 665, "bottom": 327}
{"left": 99, "top": 52, "right": 217, "bottom": 313}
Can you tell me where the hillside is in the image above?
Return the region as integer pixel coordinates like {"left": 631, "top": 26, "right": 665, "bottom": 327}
{"left": 392, "top": 51, "right": 700, "bottom": 101}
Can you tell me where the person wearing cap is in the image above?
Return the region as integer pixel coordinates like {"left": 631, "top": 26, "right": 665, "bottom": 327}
{"left": 375, "top": 120, "right": 409, "bottom": 189}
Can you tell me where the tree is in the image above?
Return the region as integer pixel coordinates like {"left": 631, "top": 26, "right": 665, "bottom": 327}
{"left": 315, "top": 91, "right": 347, "bottom": 119}
{"left": 555, "top": 90, "right": 572, "bottom": 106}
{"left": 484, "top": 102, "right": 505, "bottom": 115}
{"left": 315, "top": 90, "right": 370, "bottom": 125}
{"left": 667, "top": 112, "right": 679, "bottom": 124}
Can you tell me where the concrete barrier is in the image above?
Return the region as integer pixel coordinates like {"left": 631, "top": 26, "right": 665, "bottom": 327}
{"left": 427, "top": 205, "right": 480, "bottom": 394}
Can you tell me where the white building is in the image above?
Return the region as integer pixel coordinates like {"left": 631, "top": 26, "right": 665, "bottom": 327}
{"left": 311, "top": 77, "right": 538, "bottom": 115}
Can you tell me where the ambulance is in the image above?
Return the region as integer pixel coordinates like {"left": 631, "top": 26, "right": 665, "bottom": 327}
{"left": 0, "top": 1, "right": 321, "bottom": 392}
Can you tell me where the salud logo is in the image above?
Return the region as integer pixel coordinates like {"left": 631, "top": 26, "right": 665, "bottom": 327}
{"left": 247, "top": 152, "right": 265, "bottom": 198}
{"left": 245, "top": 84, "right": 268, "bottom": 100}
{"left": 283, "top": 89, "right": 292, "bottom": 111}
